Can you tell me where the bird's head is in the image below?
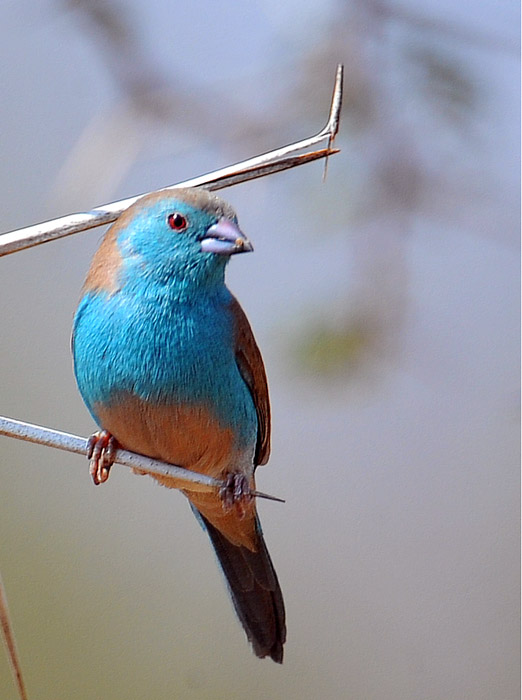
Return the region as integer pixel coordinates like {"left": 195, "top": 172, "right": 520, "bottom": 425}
{"left": 112, "top": 188, "right": 252, "bottom": 291}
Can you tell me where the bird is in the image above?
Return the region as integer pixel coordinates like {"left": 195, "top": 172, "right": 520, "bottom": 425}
{"left": 72, "top": 187, "right": 286, "bottom": 662}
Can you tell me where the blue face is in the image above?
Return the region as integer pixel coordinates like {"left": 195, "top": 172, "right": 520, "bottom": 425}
{"left": 112, "top": 192, "right": 251, "bottom": 294}
{"left": 116, "top": 198, "right": 228, "bottom": 287}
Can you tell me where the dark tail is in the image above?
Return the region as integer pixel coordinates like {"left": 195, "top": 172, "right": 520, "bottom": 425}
{"left": 194, "top": 510, "right": 286, "bottom": 663}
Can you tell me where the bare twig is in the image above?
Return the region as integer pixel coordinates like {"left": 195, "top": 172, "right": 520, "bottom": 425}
{"left": 0, "top": 416, "right": 284, "bottom": 503}
{"left": 0, "top": 64, "right": 343, "bottom": 258}
{"left": 0, "top": 573, "right": 28, "bottom": 700}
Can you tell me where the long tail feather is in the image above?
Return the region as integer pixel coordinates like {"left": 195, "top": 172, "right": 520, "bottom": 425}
{"left": 193, "top": 508, "right": 286, "bottom": 663}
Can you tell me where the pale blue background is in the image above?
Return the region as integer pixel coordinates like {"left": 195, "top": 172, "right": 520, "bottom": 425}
{"left": 0, "top": 1, "right": 519, "bottom": 698}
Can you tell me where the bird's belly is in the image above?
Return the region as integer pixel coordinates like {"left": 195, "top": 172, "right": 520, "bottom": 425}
{"left": 94, "top": 393, "right": 243, "bottom": 486}
{"left": 94, "top": 393, "right": 258, "bottom": 549}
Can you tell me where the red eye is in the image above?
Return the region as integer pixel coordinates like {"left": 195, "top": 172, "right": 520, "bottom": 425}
{"left": 168, "top": 213, "right": 188, "bottom": 231}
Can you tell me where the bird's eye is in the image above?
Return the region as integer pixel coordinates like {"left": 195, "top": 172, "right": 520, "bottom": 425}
{"left": 167, "top": 213, "right": 188, "bottom": 231}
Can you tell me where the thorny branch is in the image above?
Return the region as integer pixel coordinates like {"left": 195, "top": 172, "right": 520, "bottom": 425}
{"left": 0, "top": 65, "right": 342, "bottom": 258}
{"left": 0, "top": 416, "right": 284, "bottom": 502}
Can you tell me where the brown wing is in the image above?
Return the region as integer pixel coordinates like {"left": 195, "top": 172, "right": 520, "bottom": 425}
{"left": 229, "top": 296, "right": 271, "bottom": 466}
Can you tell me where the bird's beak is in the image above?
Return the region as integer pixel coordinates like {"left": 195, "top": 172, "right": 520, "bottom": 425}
{"left": 200, "top": 218, "right": 253, "bottom": 255}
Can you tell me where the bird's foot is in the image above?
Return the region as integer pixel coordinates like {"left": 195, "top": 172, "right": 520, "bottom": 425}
{"left": 87, "top": 430, "right": 117, "bottom": 485}
{"left": 219, "top": 473, "right": 253, "bottom": 517}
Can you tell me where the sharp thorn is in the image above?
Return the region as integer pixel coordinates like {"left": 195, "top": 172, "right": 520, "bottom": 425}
{"left": 250, "top": 489, "right": 286, "bottom": 504}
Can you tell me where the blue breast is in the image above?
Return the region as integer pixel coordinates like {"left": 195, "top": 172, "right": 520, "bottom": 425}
{"left": 73, "top": 282, "right": 258, "bottom": 450}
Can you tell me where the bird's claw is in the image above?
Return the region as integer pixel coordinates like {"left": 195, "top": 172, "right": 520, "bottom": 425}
{"left": 87, "top": 430, "right": 117, "bottom": 485}
{"left": 219, "top": 473, "right": 253, "bottom": 517}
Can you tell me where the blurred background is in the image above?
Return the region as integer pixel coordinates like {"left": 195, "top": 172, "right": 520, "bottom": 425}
{"left": 0, "top": 1, "right": 519, "bottom": 698}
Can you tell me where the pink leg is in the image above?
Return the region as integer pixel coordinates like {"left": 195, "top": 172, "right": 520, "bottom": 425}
{"left": 87, "top": 430, "right": 118, "bottom": 485}
{"left": 219, "top": 473, "right": 254, "bottom": 518}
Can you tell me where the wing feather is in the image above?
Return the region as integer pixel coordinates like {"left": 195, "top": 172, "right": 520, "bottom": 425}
{"left": 229, "top": 296, "right": 271, "bottom": 466}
